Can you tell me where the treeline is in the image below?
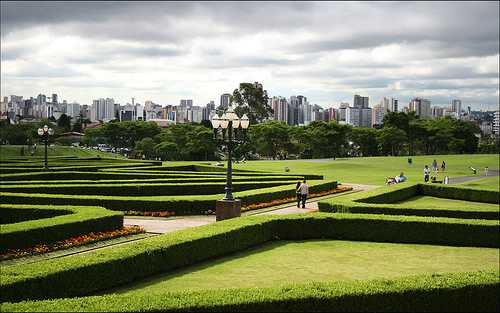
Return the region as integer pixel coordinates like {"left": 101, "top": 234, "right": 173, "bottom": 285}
{"left": 1, "top": 112, "right": 498, "bottom": 160}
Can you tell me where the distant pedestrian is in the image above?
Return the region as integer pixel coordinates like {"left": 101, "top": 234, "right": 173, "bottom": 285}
{"left": 297, "top": 180, "right": 309, "bottom": 209}
{"left": 408, "top": 157, "right": 412, "bottom": 166}
{"left": 485, "top": 167, "right": 489, "bottom": 176}
{"left": 441, "top": 160, "right": 446, "bottom": 172}
{"left": 432, "top": 159, "right": 438, "bottom": 175}
{"left": 470, "top": 167, "right": 477, "bottom": 175}
{"left": 424, "top": 165, "right": 430, "bottom": 183}
{"left": 444, "top": 176, "right": 449, "bottom": 184}
{"left": 296, "top": 181, "right": 302, "bottom": 208}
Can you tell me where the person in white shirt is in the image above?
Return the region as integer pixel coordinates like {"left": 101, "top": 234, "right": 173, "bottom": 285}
{"left": 424, "top": 165, "right": 430, "bottom": 183}
{"left": 297, "top": 180, "right": 309, "bottom": 209}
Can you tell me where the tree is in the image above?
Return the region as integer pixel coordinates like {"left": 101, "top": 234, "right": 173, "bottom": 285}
{"left": 248, "top": 120, "right": 290, "bottom": 159}
{"left": 57, "top": 114, "right": 72, "bottom": 132}
{"left": 349, "top": 127, "right": 379, "bottom": 156}
{"left": 231, "top": 82, "right": 272, "bottom": 124}
{"left": 377, "top": 126, "right": 407, "bottom": 156}
{"left": 134, "top": 137, "right": 155, "bottom": 159}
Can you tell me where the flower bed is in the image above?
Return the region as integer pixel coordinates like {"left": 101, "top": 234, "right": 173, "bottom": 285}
{"left": 0, "top": 226, "right": 144, "bottom": 261}
{"left": 242, "top": 185, "right": 353, "bottom": 211}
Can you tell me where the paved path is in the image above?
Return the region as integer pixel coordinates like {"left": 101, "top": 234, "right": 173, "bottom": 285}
{"left": 124, "top": 183, "right": 378, "bottom": 234}
{"left": 448, "top": 170, "right": 499, "bottom": 184}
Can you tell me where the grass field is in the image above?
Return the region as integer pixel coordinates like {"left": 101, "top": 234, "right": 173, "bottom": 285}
{"left": 0, "top": 145, "right": 123, "bottom": 160}
{"left": 394, "top": 195, "right": 500, "bottom": 212}
{"left": 109, "top": 239, "right": 499, "bottom": 295}
{"left": 232, "top": 154, "right": 499, "bottom": 187}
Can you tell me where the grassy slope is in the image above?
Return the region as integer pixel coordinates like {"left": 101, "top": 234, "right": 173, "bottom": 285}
{"left": 109, "top": 239, "right": 499, "bottom": 295}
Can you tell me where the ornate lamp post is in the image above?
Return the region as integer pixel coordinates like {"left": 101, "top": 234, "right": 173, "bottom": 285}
{"left": 37, "top": 124, "right": 54, "bottom": 170}
{"left": 211, "top": 105, "right": 250, "bottom": 221}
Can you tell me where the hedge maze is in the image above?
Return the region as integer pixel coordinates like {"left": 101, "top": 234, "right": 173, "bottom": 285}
{"left": 1, "top": 156, "right": 499, "bottom": 312}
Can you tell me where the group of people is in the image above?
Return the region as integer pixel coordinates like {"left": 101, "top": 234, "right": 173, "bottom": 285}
{"left": 385, "top": 172, "right": 407, "bottom": 185}
{"left": 424, "top": 159, "right": 448, "bottom": 183}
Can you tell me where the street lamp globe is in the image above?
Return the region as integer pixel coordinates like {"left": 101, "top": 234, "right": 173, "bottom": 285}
{"left": 43, "top": 125, "right": 49, "bottom": 132}
{"left": 211, "top": 115, "right": 221, "bottom": 129}
{"left": 38, "top": 128, "right": 44, "bottom": 136}
{"left": 219, "top": 113, "right": 229, "bottom": 129}
{"left": 240, "top": 114, "right": 250, "bottom": 129}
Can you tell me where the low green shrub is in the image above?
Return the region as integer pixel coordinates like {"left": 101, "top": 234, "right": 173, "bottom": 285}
{"left": 1, "top": 213, "right": 497, "bottom": 302}
{"left": 318, "top": 183, "right": 499, "bottom": 220}
{"left": 0, "top": 180, "right": 338, "bottom": 214}
{"left": 0, "top": 181, "right": 296, "bottom": 196}
{"left": 1, "top": 207, "right": 70, "bottom": 224}
{"left": 2, "top": 270, "right": 498, "bottom": 312}
{"left": 0, "top": 204, "right": 123, "bottom": 252}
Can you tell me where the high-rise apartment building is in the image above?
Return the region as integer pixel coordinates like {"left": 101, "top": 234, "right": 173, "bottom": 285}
{"left": 409, "top": 98, "right": 432, "bottom": 118}
{"left": 493, "top": 111, "right": 499, "bottom": 135}
{"left": 66, "top": 102, "right": 80, "bottom": 118}
{"left": 371, "top": 104, "right": 386, "bottom": 127}
{"left": 179, "top": 99, "right": 193, "bottom": 109}
{"left": 219, "top": 94, "right": 231, "bottom": 110}
{"left": 347, "top": 95, "right": 371, "bottom": 127}
{"left": 91, "top": 98, "right": 115, "bottom": 122}
{"left": 271, "top": 96, "right": 289, "bottom": 123}
{"left": 452, "top": 99, "right": 462, "bottom": 120}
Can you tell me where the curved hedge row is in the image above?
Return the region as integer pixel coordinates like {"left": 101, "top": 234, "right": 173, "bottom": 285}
{"left": 0, "top": 180, "right": 297, "bottom": 196}
{"left": 0, "top": 204, "right": 123, "bottom": 252}
{"left": 318, "top": 183, "right": 500, "bottom": 220}
{"left": 0, "top": 180, "right": 338, "bottom": 214}
{"left": 3, "top": 270, "right": 498, "bottom": 312}
{"left": 1, "top": 213, "right": 497, "bottom": 303}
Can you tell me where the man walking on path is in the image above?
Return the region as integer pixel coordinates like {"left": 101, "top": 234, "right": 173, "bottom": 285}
{"left": 441, "top": 160, "right": 446, "bottom": 172}
{"left": 297, "top": 180, "right": 309, "bottom": 209}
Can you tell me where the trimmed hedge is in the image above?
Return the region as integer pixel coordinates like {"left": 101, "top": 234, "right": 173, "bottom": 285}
{"left": 0, "top": 180, "right": 296, "bottom": 196}
{"left": 0, "top": 204, "right": 123, "bottom": 252}
{"left": 0, "top": 175, "right": 304, "bottom": 185}
{"left": 1, "top": 213, "right": 498, "bottom": 302}
{"left": 3, "top": 270, "right": 498, "bottom": 312}
{"left": 318, "top": 183, "right": 500, "bottom": 220}
{"left": 0, "top": 180, "right": 338, "bottom": 214}
{"left": 1, "top": 207, "right": 69, "bottom": 224}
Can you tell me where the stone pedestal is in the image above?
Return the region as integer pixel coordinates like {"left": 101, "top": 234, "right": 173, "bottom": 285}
{"left": 216, "top": 199, "right": 241, "bottom": 221}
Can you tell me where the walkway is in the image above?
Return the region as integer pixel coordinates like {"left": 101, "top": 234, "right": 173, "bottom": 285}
{"left": 124, "top": 183, "right": 378, "bottom": 234}
{"left": 448, "top": 170, "right": 499, "bottom": 184}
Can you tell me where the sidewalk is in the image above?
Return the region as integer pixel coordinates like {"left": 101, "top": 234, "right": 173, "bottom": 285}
{"left": 124, "top": 183, "right": 378, "bottom": 234}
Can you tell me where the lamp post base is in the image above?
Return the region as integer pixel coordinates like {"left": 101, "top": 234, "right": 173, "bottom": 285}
{"left": 216, "top": 199, "right": 241, "bottom": 221}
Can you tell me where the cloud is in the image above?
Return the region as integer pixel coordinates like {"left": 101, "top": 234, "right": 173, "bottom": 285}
{"left": 1, "top": 1, "right": 499, "bottom": 109}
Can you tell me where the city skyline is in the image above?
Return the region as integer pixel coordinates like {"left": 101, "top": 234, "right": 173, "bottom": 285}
{"left": 1, "top": 1, "right": 499, "bottom": 110}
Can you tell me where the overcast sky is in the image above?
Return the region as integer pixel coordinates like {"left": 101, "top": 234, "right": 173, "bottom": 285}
{"left": 1, "top": 1, "right": 499, "bottom": 110}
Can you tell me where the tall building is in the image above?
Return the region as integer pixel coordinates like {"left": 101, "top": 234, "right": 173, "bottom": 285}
{"left": 271, "top": 96, "right": 288, "bottom": 123}
{"left": 179, "top": 99, "right": 193, "bottom": 109}
{"left": 353, "top": 95, "right": 369, "bottom": 109}
{"left": 66, "top": 102, "right": 80, "bottom": 118}
{"left": 452, "top": 99, "right": 462, "bottom": 120}
{"left": 91, "top": 98, "right": 115, "bottom": 122}
{"left": 432, "top": 106, "right": 445, "bottom": 119}
{"left": 409, "top": 98, "right": 432, "bottom": 118}
{"left": 203, "top": 101, "right": 215, "bottom": 121}
{"left": 288, "top": 96, "right": 299, "bottom": 126}
{"left": 391, "top": 98, "right": 399, "bottom": 112}
{"left": 346, "top": 95, "right": 371, "bottom": 127}
{"left": 493, "top": 111, "right": 500, "bottom": 135}
{"left": 371, "top": 104, "right": 386, "bottom": 127}
{"left": 220, "top": 94, "right": 231, "bottom": 110}
{"left": 337, "top": 102, "right": 349, "bottom": 122}
{"left": 120, "top": 103, "right": 136, "bottom": 121}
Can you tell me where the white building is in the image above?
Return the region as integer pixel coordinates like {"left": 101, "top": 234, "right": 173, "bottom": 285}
{"left": 452, "top": 99, "right": 462, "bottom": 120}
{"left": 66, "top": 102, "right": 80, "bottom": 118}
{"left": 91, "top": 98, "right": 115, "bottom": 122}
{"left": 371, "top": 103, "right": 386, "bottom": 127}
{"left": 409, "top": 98, "right": 432, "bottom": 118}
{"left": 493, "top": 111, "right": 499, "bottom": 135}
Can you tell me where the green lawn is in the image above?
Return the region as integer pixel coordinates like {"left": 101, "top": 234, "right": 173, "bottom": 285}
{"left": 393, "top": 195, "right": 499, "bottom": 212}
{"left": 231, "top": 154, "right": 499, "bottom": 187}
{"left": 109, "top": 240, "right": 499, "bottom": 295}
{"left": 0, "top": 145, "right": 123, "bottom": 160}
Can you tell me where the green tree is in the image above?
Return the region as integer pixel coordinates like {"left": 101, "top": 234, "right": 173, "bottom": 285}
{"left": 349, "top": 127, "right": 379, "bottom": 156}
{"left": 231, "top": 82, "right": 272, "bottom": 124}
{"left": 377, "top": 126, "right": 407, "bottom": 156}
{"left": 57, "top": 114, "right": 72, "bottom": 132}
{"left": 248, "top": 120, "right": 290, "bottom": 159}
{"left": 134, "top": 137, "right": 155, "bottom": 159}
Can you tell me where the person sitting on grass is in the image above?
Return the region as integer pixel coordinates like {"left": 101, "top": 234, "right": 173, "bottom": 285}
{"left": 386, "top": 172, "right": 407, "bottom": 185}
